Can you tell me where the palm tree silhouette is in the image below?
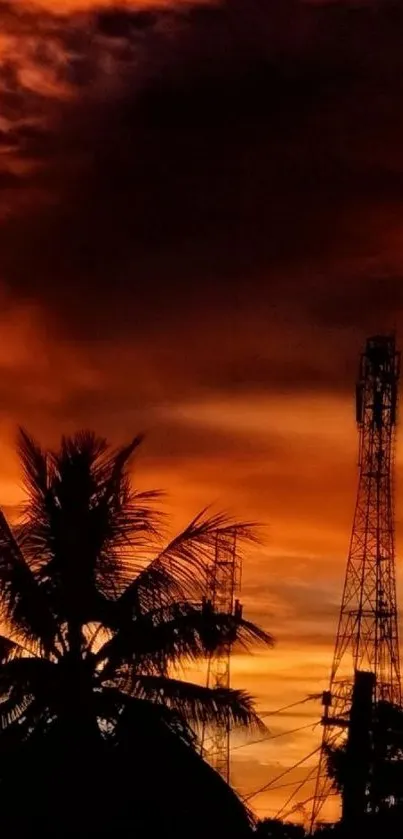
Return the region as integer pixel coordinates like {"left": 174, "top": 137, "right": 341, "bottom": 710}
{"left": 0, "top": 429, "right": 272, "bottom": 838}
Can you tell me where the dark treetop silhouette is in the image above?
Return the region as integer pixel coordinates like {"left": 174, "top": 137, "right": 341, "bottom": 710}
{"left": 0, "top": 430, "right": 272, "bottom": 838}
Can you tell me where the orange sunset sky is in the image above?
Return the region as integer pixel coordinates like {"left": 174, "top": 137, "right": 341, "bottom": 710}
{"left": 2, "top": 0, "right": 403, "bottom": 824}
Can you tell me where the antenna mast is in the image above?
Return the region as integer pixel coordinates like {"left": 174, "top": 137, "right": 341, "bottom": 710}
{"left": 202, "top": 528, "right": 242, "bottom": 782}
{"left": 310, "top": 334, "right": 401, "bottom": 829}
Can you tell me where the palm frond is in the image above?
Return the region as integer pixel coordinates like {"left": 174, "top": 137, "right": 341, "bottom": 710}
{"left": 58, "top": 430, "right": 109, "bottom": 464}
{"left": 152, "top": 511, "right": 245, "bottom": 592}
{"left": 118, "top": 512, "right": 258, "bottom": 617}
{"left": 81, "top": 433, "right": 161, "bottom": 597}
{"left": 0, "top": 692, "right": 35, "bottom": 729}
{"left": 19, "top": 430, "right": 112, "bottom": 590}
{"left": 16, "top": 427, "right": 56, "bottom": 573}
{"left": 0, "top": 657, "right": 57, "bottom": 737}
{"left": 103, "top": 435, "right": 144, "bottom": 482}
{"left": 0, "top": 634, "right": 33, "bottom": 665}
{"left": 97, "top": 601, "right": 273, "bottom": 676}
{"left": 0, "top": 656, "right": 56, "bottom": 695}
{"left": 19, "top": 432, "right": 161, "bottom": 611}
{"left": 0, "top": 697, "right": 45, "bottom": 749}
{"left": 92, "top": 487, "right": 162, "bottom": 599}
{"left": 122, "top": 673, "right": 267, "bottom": 733}
{"left": 0, "top": 510, "right": 60, "bottom": 655}
{"left": 17, "top": 428, "right": 50, "bottom": 504}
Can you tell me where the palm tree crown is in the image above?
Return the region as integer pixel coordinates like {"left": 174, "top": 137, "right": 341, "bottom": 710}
{"left": 0, "top": 429, "right": 272, "bottom": 838}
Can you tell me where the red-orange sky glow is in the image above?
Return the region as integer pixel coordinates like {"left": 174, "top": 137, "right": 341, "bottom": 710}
{"left": 2, "top": 0, "right": 403, "bottom": 825}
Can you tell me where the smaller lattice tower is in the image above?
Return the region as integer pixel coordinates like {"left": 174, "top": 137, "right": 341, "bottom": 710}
{"left": 310, "top": 334, "right": 401, "bottom": 830}
{"left": 201, "top": 528, "right": 242, "bottom": 782}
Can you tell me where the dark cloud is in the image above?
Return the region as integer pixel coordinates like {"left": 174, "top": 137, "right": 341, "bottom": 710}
{"left": 96, "top": 7, "right": 158, "bottom": 35}
{"left": 0, "top": 0, "right": 403, "bottom": 401}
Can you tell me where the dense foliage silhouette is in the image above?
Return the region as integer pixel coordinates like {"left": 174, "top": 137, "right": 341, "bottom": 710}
{"left": 255, "top": 818, "right": 305, "bottom": 838}
{"left": 326, "top": 700, "right": 403, "bottom": 813}
{"left": 0, "top": 429, "right": 272, "bottom": 838}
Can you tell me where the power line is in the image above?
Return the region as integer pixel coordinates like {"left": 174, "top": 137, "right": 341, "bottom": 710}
{"left": 278, "top": 743, "right": 340, "bottom": 823}
{"left": 275, "top": 764, "right": 318, "bottom": 821}
{"left": 273, "top": 730, "right": 341, "bottom": 820}
{"left": 269, "top": 779, "right": 318, "bottom": 793}
{"left": 283, "top": 791, "right": 338, "bottom": 823}
{"left": 244, "top": 743, "right": 322, "bottom": 803}
{"left": 231, "top": 722, "right": 317, "bottom": 753}
{"left": 201, "top": 696, "right": 319, "bottom": 752}
{"left": 260, "top": 695, "right": 319, "bottom": 719}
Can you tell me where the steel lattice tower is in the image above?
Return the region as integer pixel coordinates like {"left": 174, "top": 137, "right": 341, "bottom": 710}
{"left": 310, "top": 335, "right": 401, "bottom": 829}
{"left": 201, "top": 528, "right": 242, "bottom": 782}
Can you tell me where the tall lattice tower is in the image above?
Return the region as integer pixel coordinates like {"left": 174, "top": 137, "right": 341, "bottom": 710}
{"left": 310, "top": 334, "right": 401, "bottom": 829}
{"left": 202, "top": 528, "right": 242, "bottom": 782}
